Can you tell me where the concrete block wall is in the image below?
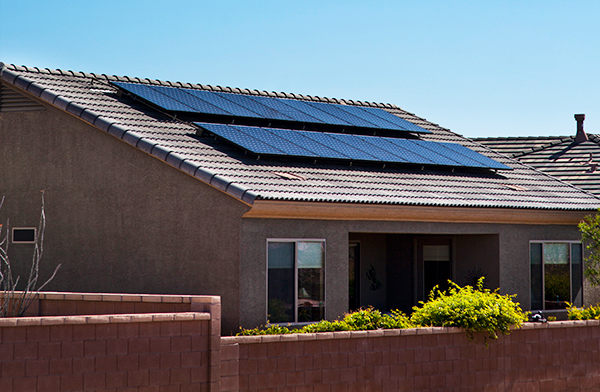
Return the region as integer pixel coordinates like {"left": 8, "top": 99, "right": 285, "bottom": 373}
{"left": 0, "top": 292, "right": 221, "bottom": 392}
{"left": 221, "top": 320, "right": 600, "bottom": 392}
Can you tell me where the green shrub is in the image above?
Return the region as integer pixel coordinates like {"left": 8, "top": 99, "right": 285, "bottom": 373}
{"left": 300, "top": 319, "right": 349, "bottom": 333}
{"left": 567, "top": 303, "right": 600, "bottom": 320}
{"left": 236, "top": 307, "right": 414, "bottom": 336}
{"left": 237, "top": 323, "right": 292, "bottom": 336}
{"left": 410, "top": 278, "right": 528, "bottom": 343}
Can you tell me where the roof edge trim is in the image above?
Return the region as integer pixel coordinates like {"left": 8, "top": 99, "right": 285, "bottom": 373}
{"left": 243, "top": 200, "right": 592, "bottom": 225}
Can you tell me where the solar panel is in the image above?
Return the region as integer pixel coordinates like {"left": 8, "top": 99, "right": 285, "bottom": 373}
{"left": 328, "top": 133, "right": 408, "bottom": 163}
{"left": 216, "top": 93, "right": 293, "bottom": 121}
{"left": 184, "top": 89, "right": 263, "bottom": 119}
{"left": 437, "top": 142, "right": 510, "bottom": 170}
{"left": 245, "top": 95, "right": 325, "bottom": 124}
{"left": 298, "top": 131, "right": 378, "bottom": 161}
{"left": 113, "top": 82, "right": 194, "bottom": 112}
{"left": 198, "top": 123, "right": 284, "bottom": 155}
{"left": 196, "top": 122, "right": 511, "bottom": 169}
{"left": 335, "top": 105, "right": 406, "bottom": 131}
{"left": 359, "top": 106, "right": 430, "bottom": 133}
{"left": 269, "top": 128, "right": 350, "bottom": 159}
{"left": 151, "top": 85, "right": 231, "bottom": 116}
{"left": 231, "top": 125, "right": 318, "bottom": 157}
{"left": 113, "top": 81, "right": 433, "bottom": 134}
{"left": 305, "top": 101, "right": 380, "bottom": 129}
{"left": 268, "top": 99, "right": 353, "bottom": 127}
{"left": 410, "top": 140, "right": 486, "bottom": 168}
{"left": 355, "top": 135, "right": 435, "bottom": 165}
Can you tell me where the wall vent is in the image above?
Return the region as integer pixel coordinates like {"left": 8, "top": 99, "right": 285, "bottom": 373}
{"left": 0, "top": 84, "right": 46, "bottom": 112}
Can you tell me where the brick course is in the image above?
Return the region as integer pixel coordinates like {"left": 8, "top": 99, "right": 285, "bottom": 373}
{"left": 0, "top": 292, "right": 218, "bottom": 392}
{"left": 223, "top": 321, "right": 600, "bottom": 392}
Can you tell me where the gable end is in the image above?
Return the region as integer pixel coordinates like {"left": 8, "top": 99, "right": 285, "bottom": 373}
{"left": 0, "top": 84, "right": 45, "bottom": 112}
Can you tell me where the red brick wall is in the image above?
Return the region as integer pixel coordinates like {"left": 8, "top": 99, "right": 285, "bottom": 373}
{"left": 222, "top": 320, "right": 600, "bottom": 392}
{"left": 0, "top": 292, "right": 221, "bottom": 392}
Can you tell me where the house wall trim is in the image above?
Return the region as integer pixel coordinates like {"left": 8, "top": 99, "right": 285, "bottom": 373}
{"left": 243, "top": 200, "right": 590, "bottom": 225}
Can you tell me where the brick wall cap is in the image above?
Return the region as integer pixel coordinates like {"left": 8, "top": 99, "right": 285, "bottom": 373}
{"left": 297, "top": 333, "right": 317, "bottom": 341}
{"left": 15, "top": 317, "right": 41, "bottom": 326}
{"left": 260, "top": 335, "right": 281, "bottom": 343}
{"left": 367, "top": 330, "right": 385, "bottom": 338}
{"left": 221, "top": 337, "right": 239, "bottom": 345}
{"left": 151, "top": 314, "right": 173, "bottom": 322}
{"left": 332, "top": 331, "right": 351, "bottom": 339}
{"left": 416, "top": 327, "right": 435, "bottom": 335}
{"left": 316, "top": 332, "right": 335, "bottom": 340}
{"left": 350, "top": 331, "right": 368, "bottom": 338}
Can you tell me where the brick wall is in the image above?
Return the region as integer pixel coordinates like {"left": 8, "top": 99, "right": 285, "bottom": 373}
{"left": 0, "top": 292, "right": 221, "bottom": 392}
{"left": 222, "top": 320, "right": 600, "bottom": 392}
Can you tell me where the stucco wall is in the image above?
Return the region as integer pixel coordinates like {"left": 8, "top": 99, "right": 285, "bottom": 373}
{"left": 240, "top": 218, "right": 584, "bottom": 329}
{"left": 0, "top": 97, "right": 250, "bottom": 334}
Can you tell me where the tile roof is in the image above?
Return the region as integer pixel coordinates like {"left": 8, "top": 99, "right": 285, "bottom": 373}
{"left": 474, "top": 135, "right": 600, "bottom": 196}
{"left": 2, "top": 63, "right": 599, "bottom": 211}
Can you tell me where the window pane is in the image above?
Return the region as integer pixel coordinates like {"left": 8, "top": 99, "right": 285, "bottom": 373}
{"left": 268, "top": 242, "right": 295, "bottom": 323}
{"left": 530, "top": 243, "right": 543, "bottom": 310}
{"left": 297, "top": 242, "right": 325, "bottom": 322}
{"left": 572, "top": 243, "right": 583, "bottom": 307}
{"left": 544, "top": 243, "right": 570, "bottom": 309}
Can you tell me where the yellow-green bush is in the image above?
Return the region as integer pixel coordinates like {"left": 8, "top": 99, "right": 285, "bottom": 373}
{"left": 410, "top": 278, "right": 528, "bottom": 342}
{"left": 567, "top": 303, "right": 600, "bottom": 320}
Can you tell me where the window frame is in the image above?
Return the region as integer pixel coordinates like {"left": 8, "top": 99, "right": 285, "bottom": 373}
{"left": 529, "top": 240, "right": 583, "bottom": 310}
{"left": 12, "top": 227, "right": 37, "bottom": 244}
{"left": 266, "top": 238, "right": 326, "bottom": 324}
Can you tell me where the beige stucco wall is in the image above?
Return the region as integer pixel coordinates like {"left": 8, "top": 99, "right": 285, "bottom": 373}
{"left": 0, "top": 96, "right": 250, "bottom": 334}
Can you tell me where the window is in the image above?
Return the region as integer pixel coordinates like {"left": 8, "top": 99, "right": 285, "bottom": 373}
{"left": 12, "top": 228, "right": 36, "bottom": 243}
{"left": 267, "top": 240, "right": 325, "bottom": 323}
{"left": 530, "top": 242, "right": 583, "bottom": 310}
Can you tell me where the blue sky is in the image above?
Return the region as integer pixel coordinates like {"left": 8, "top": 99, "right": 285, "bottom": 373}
{"left": 2, "top": 1, "right": 599, "bottom": 138}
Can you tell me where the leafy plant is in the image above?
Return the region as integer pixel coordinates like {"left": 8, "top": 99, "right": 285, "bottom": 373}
{"left": 0, "top": 192, "right": 61, "bottom": 317}
{"left": 566, "top": 302, "right": 600, "bottom": 320}
{"left": 578, "top": 209, "right": 600, "bottom": 286}
{"left": 410, "top": 278, "right": 528, "bottom": 343}
{"left": 237, "top": 306, "right": 413, "bottom": 335}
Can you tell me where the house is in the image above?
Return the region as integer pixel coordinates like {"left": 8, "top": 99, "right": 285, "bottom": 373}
{"left": 1, "top": 63, "right": 599, "bottom": 334}
{"left": 474, "top": 114, "right": 600, "bottom": 196}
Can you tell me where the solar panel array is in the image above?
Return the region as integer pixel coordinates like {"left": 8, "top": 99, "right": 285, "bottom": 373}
{"left": 112, "top": 81, "right": 430, "bottom": 134}
{"left": 196, "top": 122, "right": 511, "bottom": 170}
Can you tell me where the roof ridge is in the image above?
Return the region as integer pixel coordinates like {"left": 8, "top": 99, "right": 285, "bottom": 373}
{"left": 1, "top": 63, "right": 399, "bottom": 110}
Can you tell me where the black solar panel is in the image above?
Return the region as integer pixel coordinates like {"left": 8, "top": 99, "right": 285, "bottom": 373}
{"left": 113, "top": 81, "right": 431, "bottom": 133}
{"left": 196, "top": 122, "right": 512, "bottom": 170}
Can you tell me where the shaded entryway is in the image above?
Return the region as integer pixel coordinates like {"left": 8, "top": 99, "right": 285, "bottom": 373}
{"left": 349, "top": 233, "right": 500, "bottom": 314}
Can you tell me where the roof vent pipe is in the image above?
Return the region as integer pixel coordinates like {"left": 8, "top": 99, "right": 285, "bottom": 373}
{"left": 575, "top": 114, "right": 588, "bottom": 143}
